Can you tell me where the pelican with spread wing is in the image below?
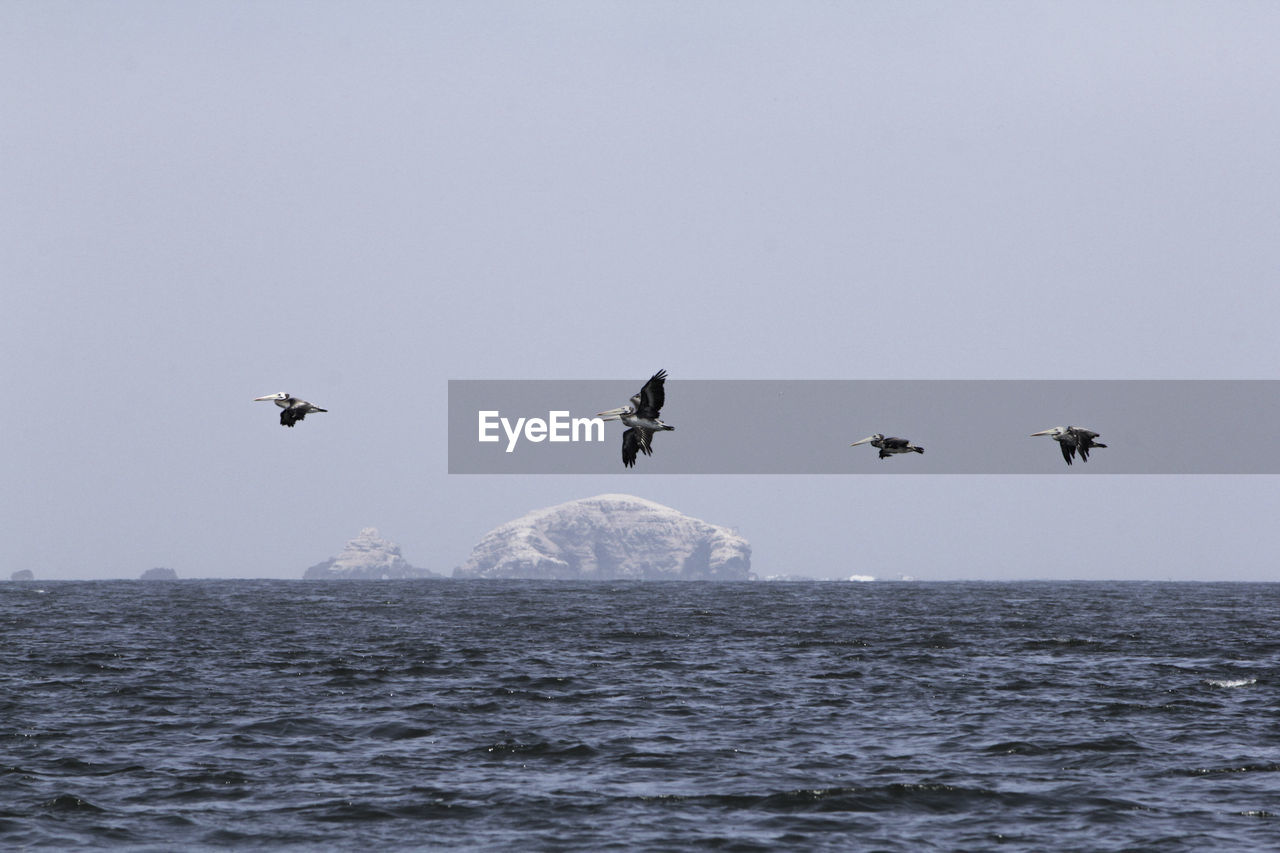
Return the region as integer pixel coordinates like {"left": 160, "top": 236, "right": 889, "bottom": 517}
{"left": 597, "top": 370, "right": 675, "bottom": 468}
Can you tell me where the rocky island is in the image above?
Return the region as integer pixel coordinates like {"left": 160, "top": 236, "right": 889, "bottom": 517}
{"left": 140, "top": 567, "right": 178, "bottom": 580}
{"left": 10, "top": 570, "right": 34, "bottom": 582}
{"left": 455, "top": 494, "right": 752, "bottom": 581}
{"left": 304, "top": 527, "right": 439, "bottom": 579}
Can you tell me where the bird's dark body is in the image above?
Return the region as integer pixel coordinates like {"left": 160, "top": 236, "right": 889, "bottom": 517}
{"left": 1056, "top": 427, "right": 1106, "bottom": 465}
{"left": 279, "top": 398, "right": 327, "bottom": 427}
{"left": 875, "top": 436, "right": 924, "bottom": 460}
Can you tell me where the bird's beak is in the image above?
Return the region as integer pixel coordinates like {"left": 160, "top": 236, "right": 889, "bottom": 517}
{"left": 596, "top": 407, "right": 628, "bottom": 421}
{"left": 849, "top": 436, "right": 876, "bottom": 447}
{"left": 253, "top": 395, "right": 278, "bottom": 402}
{"left": 1029, "top": 429, "right": 1055, "bottom": 437}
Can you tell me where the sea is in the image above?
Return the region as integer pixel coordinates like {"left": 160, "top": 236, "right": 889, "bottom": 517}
{"left": 3, "top": 580, "right": 1278, "bottom": 851}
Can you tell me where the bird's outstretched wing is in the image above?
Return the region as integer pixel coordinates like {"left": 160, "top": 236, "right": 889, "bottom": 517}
{"left": 621, "top": 427, "right": 656, "bottom": 467}
{"left": 1059, "top": 440, "right": 1076, "bottom": 466}
{"left": 281, "top": 407, "right": 303, "bottom": 427}
{"left": 635, "top": 370, "right": 667, "bottom": 419}
{"left": 622, "top": 429, "right": 640, "bottom": 467}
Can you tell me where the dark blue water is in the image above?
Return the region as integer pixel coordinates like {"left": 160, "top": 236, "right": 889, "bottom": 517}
{"left": 3, "top": 580, "right": 1279, "bottom": 850}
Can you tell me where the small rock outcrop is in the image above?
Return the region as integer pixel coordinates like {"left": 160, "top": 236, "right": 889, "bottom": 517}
{"left": 10, "top": 570, "right": 34, "bottom": 582}
{"left": 455, "top": 494, "right": 752, "bottom": 581}
{"left": 304, "top": 527, "right": 439, "bottom": 579}
{"left": 141, "top": 567, "right": 178, "bottom": 581}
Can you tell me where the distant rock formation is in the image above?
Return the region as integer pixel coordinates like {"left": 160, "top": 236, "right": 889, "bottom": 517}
{"left": 141, "top": 567, "right": 178, "bottom": 580}
{"left": 10, "top": 570, "right": 34, "bottom": 582}
{"left": 455, "top": 494, "right": 752, "bottom": 581}
{"left": 304, "top": 527, "right": 439, "bottom": 579}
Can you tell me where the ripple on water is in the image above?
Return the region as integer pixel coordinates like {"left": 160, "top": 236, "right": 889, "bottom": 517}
{"left": 5, "top": 580, "right": 1280, "bottom": 850}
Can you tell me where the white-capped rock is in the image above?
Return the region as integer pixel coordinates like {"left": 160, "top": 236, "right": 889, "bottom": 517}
{"left": 304, "top": 527, "right": 438, "bottom": 579}
{"left": 455, "top": 494, "right": 751, "bottom": 580}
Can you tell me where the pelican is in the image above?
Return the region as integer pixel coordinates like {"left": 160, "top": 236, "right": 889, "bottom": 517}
{"left": 597, "top": 369, "right": 675, "bottom": 467}
{"left": 1031, "top": 426, "right": 1106, "bottom": 466}
{"left": 850, "top": 434, "right": 924, "bottom": 460}
{"left": 254, "top": 392, "right": 328, "bottom": 428}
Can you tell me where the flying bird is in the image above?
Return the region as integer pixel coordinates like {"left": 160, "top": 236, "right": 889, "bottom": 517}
{"left": 254, "top": 393, "right": 328, "bottom": 428}
{"left": 850, "top": 434, "right": 925, "bottom": 460}
{"left": 1030, "top": 426, "right": 1106, "bottom": 466}
{"left": 597, "top": 370, "right": 675, "bottom": 468}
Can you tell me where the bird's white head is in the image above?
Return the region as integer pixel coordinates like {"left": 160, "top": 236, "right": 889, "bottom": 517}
{"left": 254, "top": 393, "right": 290, "bottom": 403}
{"left": 850, "top": 434, "right": 883, "bottom": 447}
{"left": 1030, "top": 427, "right": 1067, "bottom": 438}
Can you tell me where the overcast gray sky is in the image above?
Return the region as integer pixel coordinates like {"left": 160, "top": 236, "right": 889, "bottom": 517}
{"left": 4, "top": 3, "right": 1278, "bottom": 581}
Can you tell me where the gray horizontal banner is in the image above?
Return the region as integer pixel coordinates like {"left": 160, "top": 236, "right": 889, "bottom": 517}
{"left": 448, "top": 380, "right": 1279, "bottom": 474}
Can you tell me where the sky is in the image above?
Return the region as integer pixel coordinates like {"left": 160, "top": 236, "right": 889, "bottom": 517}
{"left": 3, "top": 2, "right": 1278, "bottom": 581}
